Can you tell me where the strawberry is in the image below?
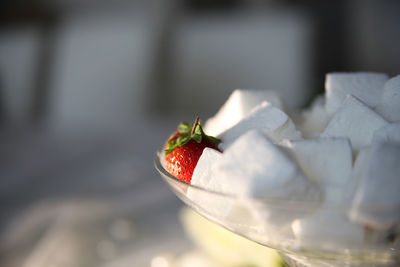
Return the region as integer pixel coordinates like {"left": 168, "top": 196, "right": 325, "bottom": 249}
{"left": 164, "top": 116, "right": 221, "bottom": 183}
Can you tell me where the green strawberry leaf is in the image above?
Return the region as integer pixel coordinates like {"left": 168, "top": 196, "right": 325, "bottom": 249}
{"left": 206, "top": 135, "right": 221, "bottom": 146}
{"left": 178, "top": 122, "right": 191, "bottom": 134}
{"left": 165, "top": 116, "right": 222, "bottom": 155}
{"left": 194, "top": 124, "right": 202, "bottom": 135}
{"left": 191, "top": 133, "right": 202, "bottom": 143}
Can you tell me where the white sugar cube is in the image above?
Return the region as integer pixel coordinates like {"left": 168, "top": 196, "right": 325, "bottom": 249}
{"left": 349, "top": 144, "right": 400, "bottom": 229}
{"left": 322, "top": 95, "right": 388, "bottom": 153}
{"left": 218, "top": 102, "right": 301, "bottom": 150}
{"left": 188, "top": 148, "right": 275, "bottom": 227}
{"left": 323, "top": 182, "right": 358, "bottom": 206}
{"left": 375, "top": 75, "right": 400, "bottom": 122}
{"left": 215, "top": 130, "right": 321, "bottom": 225}
{"left": 292, "top": 210, "right": 364, "bottom": 246}
{"left": 215, "top": 130, "right": 319, "bottom": 200}
{"left": 190, "top": 148, "right": 223, "bottom": 189}
{"left": 282, "top": 137, "right": 356, "bottom": 205}
{"left": 282, "top": 137, "right": 352, "bottom": 186}
{"left": 325, "top": 72, "right": 388, "bottom": 115}
{"left": 204, "top": 89, "right": 283, "bottom": 136}
{"left": 187, "top": 148, "right": 234, "bottom": 219}
{"left": 373, "top": 123, "right": 400, "bottom": 145}
{"left": 298, "top": 95, "right": 331, "bottom": 138}
{"left": 350, "top": 147, "right": 372, "bottom": 189}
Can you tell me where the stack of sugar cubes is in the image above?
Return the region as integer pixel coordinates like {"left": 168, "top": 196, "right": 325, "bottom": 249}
{"left": 188, "top": 72, "right": 400, "bottom": 246}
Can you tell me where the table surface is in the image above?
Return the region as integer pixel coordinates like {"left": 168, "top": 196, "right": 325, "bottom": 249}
{"left": 0, "top": 116, "right": 194, "bottom": 267}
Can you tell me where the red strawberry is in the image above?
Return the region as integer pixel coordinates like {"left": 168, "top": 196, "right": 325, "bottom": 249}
{"left": 164, "top": 117, "right": 221, "bottom": 183}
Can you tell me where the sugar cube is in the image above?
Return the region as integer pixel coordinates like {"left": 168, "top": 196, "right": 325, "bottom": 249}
{"left": 375, "top": 75, "right": 400, "bottom": 122}
{"left": 215, "top": 130, "right": 320, "bottom": 201}
{"left": 187, "top": 148, "right": 234, "bottom": 219}
{"left": 292, "top": 210, "right": 364, "bottom": 246}
{"left": 215, "top": 130, "right": 321, "bottom": 226}
{"left": 297, "top": 95, "right": 331, "bottom": 138}
{"left": 372, "top": 123, "right": 400, "bottom": 145}
{"left": 190, "top": 148, "right": 223, "bottom": 189}
{"left": 349, "top": 144, "right": 400, "bottom": 229}
{"left": 322, "top": 95, "right": 388, "bottom": 153}
{"left": 282, "top": 137, "right": 352, "bottom": 186}
{"left": 218, "top": 102, "right": 301, "bottom": 150}
{"left": 325, "top": 72, "right": 388, "bottom": 115}
{"left": 204, "top": 89, "right": 283, "bottom": 136}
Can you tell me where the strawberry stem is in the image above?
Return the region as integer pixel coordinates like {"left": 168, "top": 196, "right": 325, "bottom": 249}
{"left": 191, "top": 116, "right": 200, "bottom": 136}
{"left": 164, "top": 116, "right": 221, "bottom": 155}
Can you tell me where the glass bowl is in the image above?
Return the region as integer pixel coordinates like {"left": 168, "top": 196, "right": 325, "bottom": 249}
{"left": 154, "top": 151, "right": 399, "bottom": 266}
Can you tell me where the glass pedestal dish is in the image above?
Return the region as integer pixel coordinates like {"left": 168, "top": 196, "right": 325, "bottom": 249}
{"left": 154, "top": 151, "right": 399, "bottom": 267}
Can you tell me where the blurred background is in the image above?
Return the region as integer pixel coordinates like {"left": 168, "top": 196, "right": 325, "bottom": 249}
{"left": 0, "top": 0, "right": 399, "bottom": 266}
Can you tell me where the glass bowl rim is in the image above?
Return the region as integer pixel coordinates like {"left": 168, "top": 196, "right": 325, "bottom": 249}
{"left": 154, "top": 150, "right": 400, "bottom": 212}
